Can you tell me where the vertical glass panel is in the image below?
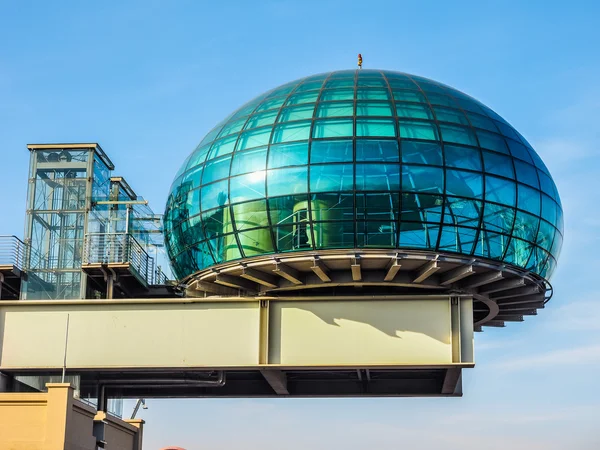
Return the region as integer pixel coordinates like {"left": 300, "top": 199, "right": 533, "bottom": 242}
{"left": 277, "top": 104, "right": 315, "bottom": 122}
{"left": 483, "top": 151, "right": 514, "bottom": 179}
{"left": 466, "top": 112, "right": 498, "bottom": 132}
{"left": 325, "top": 79, "right": 354, "bottom": 88}
{"left": 517, "top": 184, "right": 541, "bottom": 215}
{"left": 402, "top": 166, "right": 444, "bottom": 193}
{"left": 476, "top": 231, "right": 507, "bottom": 260}
{"left": 494, "top": 121, "right": 521, "bottom": 141}
{"left": 311, "top": 140, "right": 353, "bottom": 163}
{"left": 200, "top": 180, "right": 229, "bottom": 211}
{"left": 401, "top": 194, "right": 443, "bottom": 223}
{"left": 267, "top": 166, "right": 308, "bottom": 196}
{"left": 444, "top": 146, "right": 482, "bottom": 171}
{"left": 357, "top": 221, "right": 396, "bottom": 247}
{"left": 201, "top": 156, "right": 232, "bottom": 184}
{"left": 181, "top": 165, "right": 203, "bottom": 190}
{"left": 185, "top": 144, "right": 211, "bottom": 171}
{"left": 536, "top": 220, "right": 555, "bottom": 252}
{"left": 232, "top": 200, "right": 269, "bottom": 230}
{"left": 514, "top": 160, "right": 540, "bottom": 188}
{"left": 513, "top": 211, "right": 540, "bottom": 243}
{"left": 356, "top": 193, "right": 399, "bottom": 220}
{"left": 356, "top": 119, "right": 396, "bottom": 137}
{"left": 231, "top": 147, "right": 267, "bottom": 176}
{"left": 295, "top": 81, "right": 324, "bottom": 91}
{"left": 399, "top": 120, "right": 438, "bottom": 140}
{"left": 446, "top": 169, "right": 483, "bottom": 198}
{"left": 485, "top": 176, "right": 516, "bottom": 206}
{"left": 482, "top": 203, "right": 515, "bottom": 234}
{"left": 503, "top": 237, "right": 534, "bottom": 268}
{"left": 399, "top": 222, "right": 439, "bottom": 249}
{"left": 316, "top": 101, "right": 354, "bottom": 118}
{"left": 357, "top": 78, "right": 387, "bottom": 88}
{"left": 356, "top": 102, "right": 393, "bottom": 116}
{"left": 445, "top": 197, "right": 481, "bottom": 227}
{"left": 356, "top": 140, "right": 399, "bottom": 162}
{"left": 439, "top": 124, "right": 478, "bottom": 146}
{"left": 256, "top": 96, "right": 286, "bottom": 112}
{"left": 541, "top": 194, "right": 557, "bottom": 224}
{"left": 401, "top": 141, "right": 443, "bottom": 166}
{"left": 310, "top": 193, "right": 354, "bottom": 221}
{"left": 313, "top": 221, "right": 355, "bottom": 248}
{"left": 507, "top": 138, "right": 534, "bottom": 163}
{"left": 439, "top": 226, "right": 477, "bottom": 255}
{"left": 218, "top": 117, "right": 247, "bottom": 137}
{"left": 538, "top": 171, "right": 558, "bottom": 201}
{"left": 423, "top": 93, "right": 456, "bottom": 108}
{"left": 312, "top": 119, "right": 354, "bottom": 138}
{"left": 310, "top": 164, "right": 354, "bottom": 193}
{"left": 268, "top": 142, "right": 309, "bottom": 168}
{"left": 396, "top": 103, "right": 433, "bottom": 119}
{"left": 229, "top": 172, "right": 266, "bottom": 203}
{"left": 268, "top": 194, "right": 309, "bottom": 227}
{"left": 356, "top": 164, "right": 400, "bottom": 191}
{"left": 238, "top": 228, "right": 274, "bottom": 257}
{"left": 271, "top": 121, "right": 311, "bottom": 143}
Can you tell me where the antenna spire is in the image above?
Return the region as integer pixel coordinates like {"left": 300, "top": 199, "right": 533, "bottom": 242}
{"left": 358, "top": 53, "right": 363, "bottom": 69}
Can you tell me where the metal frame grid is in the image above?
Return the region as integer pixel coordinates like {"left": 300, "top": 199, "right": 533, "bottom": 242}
{"left": 164, "top": 70, "right": 563, "bottom": 282}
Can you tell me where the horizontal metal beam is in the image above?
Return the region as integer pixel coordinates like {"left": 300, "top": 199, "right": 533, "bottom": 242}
{"left": 495, "top": 294, "right": 545, "bottom": 306}
{"left": 441, "top": 367, "right": 462, "bottom": 395}
{"left": 440, "top": 264, "right": 474, "bottom": 286}
{"left": 215, "top": 274, "right": 257, "bottom": 292}
{"left": 384, "top": 258, "right": 402, "bottom": 282}
{"left": 240, "top": 268, "right": 278, "bottom": 288}
{"left": 490, "top": 285, "right": 541, "bottom": 301}
{"left": 272, "top": 263, "right": 303, "bottom": 285}
{"left": 460, "top": 270, "right": 504, "bottom": 289}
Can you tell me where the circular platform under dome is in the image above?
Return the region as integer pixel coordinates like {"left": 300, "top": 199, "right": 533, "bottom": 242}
{"left": 164, "top": 70, "right": 563, "bottom": 322}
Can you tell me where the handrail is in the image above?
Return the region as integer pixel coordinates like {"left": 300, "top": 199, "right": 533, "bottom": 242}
{"left": 83, "top": 233, "right": 167, "bottom": 285}
{"left": 0, "top": 235, "right": 26, "bottom": 270}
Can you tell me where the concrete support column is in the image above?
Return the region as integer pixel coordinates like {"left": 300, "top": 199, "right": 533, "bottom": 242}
{"left": 44, "top": 383, "right": 74, "bottom": 450}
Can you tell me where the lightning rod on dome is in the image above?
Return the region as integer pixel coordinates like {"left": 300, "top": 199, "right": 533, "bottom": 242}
{"left": 358, "top": 53, "right": 363, "bottom": 69}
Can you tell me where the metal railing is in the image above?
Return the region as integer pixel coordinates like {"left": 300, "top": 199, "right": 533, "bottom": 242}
{"left": 0, "top": 235, "right": 26, "bottom": 270}
{"left": 83, "top": 233, "right": 167, "bottom": 286}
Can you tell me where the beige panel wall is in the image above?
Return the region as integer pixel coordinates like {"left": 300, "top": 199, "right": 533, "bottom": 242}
{"left": 268, "top": 299, "right": 453, "bottom": 365}
{"left": 0, "top": 302, "right": 260, "bottom": 369}
{"left": 0, "top": 383, "right": 143, "bottom": 450}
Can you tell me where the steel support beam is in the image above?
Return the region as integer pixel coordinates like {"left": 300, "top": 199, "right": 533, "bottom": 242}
{"left": 351, "top": 263, "right": 362, "bottom": 282}
{"left": 260, "top": 369, "right": 289, "bottom": 395}
{"left": 440, "top": 264, "right": 474, "bottom": 286}
{"left": 215, "top": 274, "right": 257, "bottom": 292}
{"left": 460, "top": 270, "right": 504, "bottom": 289}
{"left": 384, "top": 258, "right": 402, "bottom": 282}
{"left": 479, "top": 277, "right": 525, "bottom": 295}
{"left": 240, "top": 268, "right": 278, "bottom": 288}
{"left": 272, "top": 263, "right": 303, "bottom": 285}
{"left": 413, "top": 260, "right": 439, "bottom": 284}
{"left": 311, "top": 258, "right": 331, "bottom": 283}
{"left": 441, "top": 367, "right": 462, "bottom": 395}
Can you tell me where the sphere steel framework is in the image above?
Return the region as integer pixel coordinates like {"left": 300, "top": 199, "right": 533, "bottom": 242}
{"left": 164, "top": 69, "right": 562, "bottom": 321}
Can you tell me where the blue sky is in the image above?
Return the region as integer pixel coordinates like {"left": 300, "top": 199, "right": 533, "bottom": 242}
{"left": 1, "top": 0, "right": 599, "bottom": 448}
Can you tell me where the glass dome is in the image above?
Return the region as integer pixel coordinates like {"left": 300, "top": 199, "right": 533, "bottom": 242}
{"left": 164, "top": 69, "right": 563, "bottom": 282}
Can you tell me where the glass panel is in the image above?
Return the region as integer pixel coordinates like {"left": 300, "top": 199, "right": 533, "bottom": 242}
{"left": 357, "top": 119, "right": 396, "bottom": 137}
{"left": 444, "top": 145, "right": 482, "bottom": 171}
{"left": 286, "top": 91, "right": 319, "bottom": 105}
{"left": 314, "top": 221, "right": 355, "bottom": 248}
{"left": 357, "top": 221, "right": 397, "bottom": 247}
{"left": 434, "top": 106, "right": 469, "bottom": 126}
{"left": 476, "top": 130, "right": 509, "bottom": 154}
{"left": 310, "top": 193, "right": 354, "bottom": 221}
{"left": 268, "top": 194, "right": 309, "bottom": 226}
{"left": 202, "top": 155, "right": 231, "bottom": 184}
{"left": 356, "top": 193, "right": 399, "bottom": 220}
{"left": 218, "top": 117, "right": 247, "bottom": 137}
{"left": 256, "top": 96, "right": 286, "bottom": 112}
{"left": 295, "top": 81, "right": 323, "bottom": 92}
{"left": 311, "top": 140, "right": 353, "bottom": 163}
{"left": 514, "top": 160, "right": 539, "bottom": 188}
{"left": 402, "top": 166, "right": 444, "bottom": 194}
{"left": 513, "top": 211, "right": 539, "bottom": 243}
{"left": 232, "top": 200, "right": 269, "bottom": 230}
{"left": 401, "top": 194, "right": 443, "bottom": 223}
{"left": 446, "top": 169, "right": 483, "bottom": 198}
{"left": 312, "top": 119, "right": 354, "bottom": 138}
{"left": 517, "top": 184, "right": 541, "bottom": 215}
{"left": 483, "top": 151, "right": 514, "bottom": 179}
{"left": 399, "top": 221, "right": 439, "bottom": 249}
{"left": 325, "top": 79, "right": 354, "bottom": 88}
{"left": 445, "top": 197, "right": 481, "bottom": 227}
{"left": 356, "top": 140, "right": 399, "bottom": 162}
{"left": 356, "top": 101, "right": 393, "bottom": 116}
{"left": 439, "top": 226, "right": 477, "bottom": 254}
{"left": 278, "top": 104, "right": 315, "bottom": 122}
{"left": 268, "top": 142, "right": 309, "bottom": 168}
{"left": 357, "top": 88, "right": 389, "bottom": 100}
{"left": 310, "top": 164, "right": 354, "bottom": 192}
{"left": 439, "top": 124, "right": 478, "bottom": 146}
{"left": 320, "top": 89, "right": 354, "bottom": 101}
{"left": 238, "top": 228, "right": 274, "bottom": 257}
{"left": 267, "top": 166, "right": 308, "bottom": 196}
{"left": 396, "top": 103, "right": 433, "bottom": 119}
{"left": 229, "top": 171, "right": 266, "bottom": 203}
{"left": 399, "top": 120, "right": 438, "bottom": 140}
{"left": 237, "top": 126, "right": 272, "bottom": 150}
{"left": 536, "top": 220, "right": 554, "bottom": 252}
{"left": 271, "top": 121, "right": 311, "bottom": 143}
{"left": 401, "top": 141, "right": 443, "bottom": 166}
{"left": 231, "top": 147, "right": 267, "bottom": 176}
{"left": 356, "top": 163, "right": 401, "bottom": 191}
{"left": 485, "top": 176, "right": 516, "bottom": 205}
{"left": 541, "top": 194, "right": 557, "bottom": 224}
{"left": 393, "top": 91, "right": 426, "bottom": 102}
{"left": 200, "top": 180, "right": 229, "bottom": 211}
{"left": 245, "top": 110, "right": 278, "bottom": 129}
{"left": 482, "top": 203, "right": 515, "bottom": 234}
{"left": 507, "top": 138, "right": 534, "bottom": 163}
{"left": 316, "top": 101, "right": 354, "bottom": 118}
{"left": 423, "top": 93, "right": 456, "bottom": 108}
{"left": 208, "top": 135, "right": 237, "bottom": 159}
{"left": 357, "top": 78, "right": 387, "bottom": 88}
{"left": 466, "top": 112, "right": 498, "bottom": 132}
{"left": 504, "top": 237, "right": 533, "bottom": 268}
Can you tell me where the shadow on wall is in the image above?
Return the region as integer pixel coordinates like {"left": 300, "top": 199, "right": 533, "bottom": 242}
{"left": 287, "top": 300, "right": 451, "bottom": 344}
